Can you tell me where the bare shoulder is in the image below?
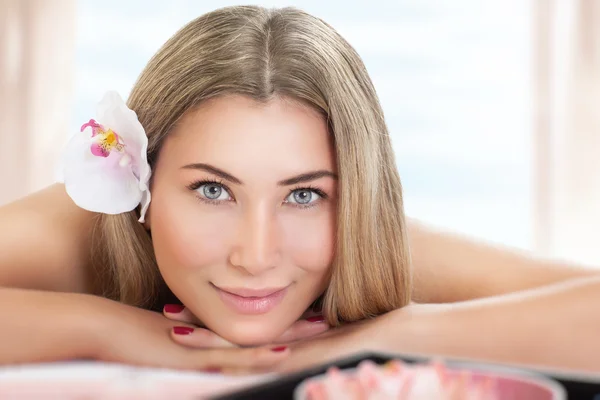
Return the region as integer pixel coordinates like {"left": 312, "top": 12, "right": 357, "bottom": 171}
{"left": 406, "top": 217, "right": 600, "bottom": 303}
{"left": 0, "top": 184, "right": 99, "bottom": 293}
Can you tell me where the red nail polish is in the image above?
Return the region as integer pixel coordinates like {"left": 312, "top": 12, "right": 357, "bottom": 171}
{"left": 164, "top": 304, "right": 185, "bottom": 313}
{"left": 306, "top": 315, "right": 325, "bottom": 323}
{"left": 173, "top": 326, "right": 194, "bottom": 335}
{"left": 271, "top": 346, "right": 287, "bottom": 352}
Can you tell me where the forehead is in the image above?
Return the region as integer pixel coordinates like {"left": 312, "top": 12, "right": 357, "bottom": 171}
{"left": 160, "top": 94, "right": 336, "bottom": 178}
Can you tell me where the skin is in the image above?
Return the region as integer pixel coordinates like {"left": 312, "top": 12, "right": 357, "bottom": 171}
{"left": 274, "top": 276, "right": 600, "bottom": 374}
{"left": 148, "top": 94, "right": 600, "bottom": 375}
{"left": 1, "top": 94, "right": 599, "bottom": 373}
{"left": 145, "top": 94, "right": 337, "bottom": 346}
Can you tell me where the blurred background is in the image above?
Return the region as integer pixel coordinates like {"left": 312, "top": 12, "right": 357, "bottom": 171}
{"left": 1, "top": 0, "right": 599, "bottom": 266}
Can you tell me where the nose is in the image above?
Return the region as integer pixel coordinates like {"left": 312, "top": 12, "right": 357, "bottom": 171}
{"left": 229, "top": 203, "right": 281, "bottom": 275}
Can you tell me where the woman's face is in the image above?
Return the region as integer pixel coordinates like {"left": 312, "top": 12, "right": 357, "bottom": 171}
{"left": 146, "top": 94, "right": 337, "bottom": 346}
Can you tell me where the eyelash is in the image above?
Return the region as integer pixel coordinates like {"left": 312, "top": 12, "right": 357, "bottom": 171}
{"left": 186, "top": 179, "right": 328, "bottom": 209}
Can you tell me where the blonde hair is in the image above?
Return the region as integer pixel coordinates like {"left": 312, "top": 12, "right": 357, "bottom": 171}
{"left": 93, "top": 5, "right": 412, "bottom": 325}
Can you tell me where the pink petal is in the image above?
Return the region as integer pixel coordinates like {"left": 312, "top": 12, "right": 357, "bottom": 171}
{"left": 80, "top": 119, "right": 102, "bottom": 137}
{"left": 90, "top": 143, "right": 110, "bottom": 157}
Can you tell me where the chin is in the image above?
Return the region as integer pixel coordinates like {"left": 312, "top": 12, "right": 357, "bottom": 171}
{"left": 213, "top": 319, "right": 288, "bottom": 347}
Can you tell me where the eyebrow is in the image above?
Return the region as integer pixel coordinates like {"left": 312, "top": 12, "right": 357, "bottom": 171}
{"left": 181, "top": 163, "right": 338, "bottom": 186}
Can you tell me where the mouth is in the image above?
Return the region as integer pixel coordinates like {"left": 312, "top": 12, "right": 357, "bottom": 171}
{"left": 211, "top": 283, "right": 290, "bottom": 315}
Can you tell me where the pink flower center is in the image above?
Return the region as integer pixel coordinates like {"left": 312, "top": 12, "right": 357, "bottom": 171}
{"left": 81, "top": 119, "right": 126, "bottom": 158}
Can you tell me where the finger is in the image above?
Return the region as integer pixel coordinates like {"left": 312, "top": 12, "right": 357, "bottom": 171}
{"left": 271, "top": 316, "right": 329, "bottom": 344}
{"left": 163, "top": 304, "right": 205, "bottom": 327}
{"left": 171, "top": 326, "right": 236, "bottom": 348}
{"left": 182, "top": 344, "right": 291, "bottom": 374}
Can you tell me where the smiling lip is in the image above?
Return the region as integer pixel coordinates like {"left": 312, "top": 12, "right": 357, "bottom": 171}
{"left": 213, "top": 284, "right": 289, "bottom": 315}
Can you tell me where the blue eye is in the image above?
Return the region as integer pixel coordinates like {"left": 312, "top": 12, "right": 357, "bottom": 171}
{"left": 285, "top": 189, "right": 322, "bottom": 206}
{"left": 187, "top": 180, "right": 327, "bottom": 208}
{"left": 197, "top": 183, "right": 232, "bottom": 201}
{"left": 187, "top": 180, "right": 233, "bottom": 204}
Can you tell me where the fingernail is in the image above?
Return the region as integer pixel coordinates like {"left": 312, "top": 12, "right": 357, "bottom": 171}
{"left": 271, "top": 346, "right": 287, "bottom": 352}
{"left": 173, "top": 326, "right": 194, "bottom": 335}
{"left": 306, "top": 315, "right": 326, "bottom": 323}
{"left": 164, "top": 304, "right": 185, "bottom": 313}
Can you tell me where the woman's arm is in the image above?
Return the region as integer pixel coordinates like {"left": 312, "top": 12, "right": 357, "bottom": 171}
{"left": 407, "top": 218, "right": 600, "bottom": 303}
{"left": 380, "top": 275, "right": 600, "bottom": 373}
{"left": 0, "top": 287, "right": 99, "bottom": 364}
{"left": 279, "top": 275, "right": 600, "bottom": 374}
{"left": 0, "top": 286, "right": 289, "bottom": 371}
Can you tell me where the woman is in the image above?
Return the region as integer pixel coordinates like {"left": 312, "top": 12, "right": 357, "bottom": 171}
{"left": 0, "top": 5, "right": 598, "bottom": 375}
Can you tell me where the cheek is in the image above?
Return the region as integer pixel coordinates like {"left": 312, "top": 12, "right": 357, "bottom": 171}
{"left": 150, "top": 196, "right": 236, "bottom": 270}
{"left": 280, "top": 209, "right": 336, "bottom": 272}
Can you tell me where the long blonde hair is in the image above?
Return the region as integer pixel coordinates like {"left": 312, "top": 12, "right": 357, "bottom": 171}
{"left": 92, "top": 5, "right": 412, "bottom": 326}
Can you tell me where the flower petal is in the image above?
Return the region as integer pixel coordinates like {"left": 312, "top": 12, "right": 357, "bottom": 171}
{"left": 138, "top": 178, "right": 152, "bottom": 223}
{"left": 58, "top": 91, "right": 152, "bottom": 221}
{"left": 62, "top": 130, "right": 143, "bottom": 214}
{"left": 90, "top": 142, "right": 110, "bottom": 157}
{"left": 97, "top": 91, "right": 150, "bottom": 184}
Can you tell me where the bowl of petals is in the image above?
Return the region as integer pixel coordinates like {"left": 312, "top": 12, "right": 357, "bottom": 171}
{"left": 293, "top": 359, "right": 566, "bottom": 400}
{"left": 214, "top": 352, "right": 600, "bottom": 400}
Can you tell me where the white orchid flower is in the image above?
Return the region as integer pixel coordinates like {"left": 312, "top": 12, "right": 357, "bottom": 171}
{"left": 59, "top": 91, "right": 152, "bottom": 223}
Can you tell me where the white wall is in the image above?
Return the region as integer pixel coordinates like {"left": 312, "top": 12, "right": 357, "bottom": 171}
{"left": 0, "top": 0, "right": 75, "bottom": 205}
